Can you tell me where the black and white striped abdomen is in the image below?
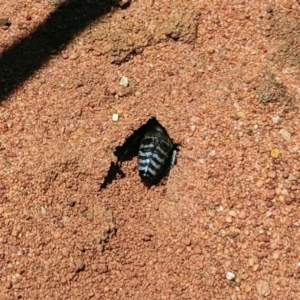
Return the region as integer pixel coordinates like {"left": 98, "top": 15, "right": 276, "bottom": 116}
{"left": 138, "top": 126, "right": 173, "bottom": 183}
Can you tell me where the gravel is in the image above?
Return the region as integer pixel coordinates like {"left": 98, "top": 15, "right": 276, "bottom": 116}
{"left": 0, "top": 0, "right": 300, "bottom": 299}
{"left": 225, "top": 271, "right": 236, "bottom": 281}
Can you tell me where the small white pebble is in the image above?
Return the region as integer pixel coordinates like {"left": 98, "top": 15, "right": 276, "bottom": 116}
{"left": 272, "top": 250, "right": 280, "bottom": 260}
{"left": 265, "top": 211, "right": 272, "bottom": 217}
{"left": 256, "top": 280, "right": 271, "bottom": 297}
{"left": 219, "top": 229, "right": 225, "bottom": 236}
{"left": 217, "top": 206, "right": 224, "bottom": 212}
{"left": 209, "top": 150, "right": 216, "bottom": 156}
{"left": 233, "top": 102, "right": 241, "bottom": 110}
{"left": 225, "top": 216, "right": 232, "bottom": 223}
{"left": 279, "top": 128, "right": 291, "bottom": 141}
{"left": 190, "top": 125, "right": 196, "bottom": 132}
{"left": 41, "top": 206, "right": 46, "bottom": 214}
{"left": 272, "top": 115, "right": 281, "bottom": 124}
{"left": 226, "top": 271, "right": 235, "bottom": 281}
{"left": 228, "top": 210, "right": 237, "bottom": 217}
{"left": 119, "top": 76, "right": 129, "bottom": 87}
{"left": 112, "top": 114, "right": 119, "bottom": 122}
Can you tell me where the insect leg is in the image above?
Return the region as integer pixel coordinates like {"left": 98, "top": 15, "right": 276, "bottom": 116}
{"left": 170, "top": 149, "right": 177, "bottom": 168}
{"left": 117, "top": 134, "right": 141, "bottom": 166}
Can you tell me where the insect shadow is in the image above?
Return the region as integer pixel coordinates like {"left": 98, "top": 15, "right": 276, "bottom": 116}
{"left": 100, "top": 117, "right": 178, "bottom": 190}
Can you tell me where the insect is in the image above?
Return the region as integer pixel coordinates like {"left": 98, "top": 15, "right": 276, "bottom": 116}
{"left": 138, "top": 121, "right": 176, "bottom": 184}
{"left": 100, "top": 118, "right": 176, "bottom": 189}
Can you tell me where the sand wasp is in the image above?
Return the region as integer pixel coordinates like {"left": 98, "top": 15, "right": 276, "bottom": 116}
{"left": 100, "top": 118, "right": 177, "bottom": 189}
{"left": 138, "top": 120, "right": 176, "bottom": 184}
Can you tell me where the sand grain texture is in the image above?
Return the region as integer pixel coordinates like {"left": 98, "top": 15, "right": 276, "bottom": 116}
{"left": 1, "top": 0, "right": 300, "bottom": 299}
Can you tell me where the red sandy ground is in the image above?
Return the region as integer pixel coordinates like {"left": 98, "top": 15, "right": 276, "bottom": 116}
{"left": 1, "top": 0, "right": 300, "bottom": 299}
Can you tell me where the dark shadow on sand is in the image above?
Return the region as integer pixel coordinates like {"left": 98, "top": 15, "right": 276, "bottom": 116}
{"left": 0, "top": 0, "right": 118, "bottom": 103}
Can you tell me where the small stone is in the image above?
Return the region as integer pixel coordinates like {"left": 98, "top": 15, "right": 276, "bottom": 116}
{"left": 270, "top": 242, "right": 278, "bottom": 250}
{"left": 228, "top": 210, "right": 237, "bottom": 217}
{"left": 53, "top": 230, "right": 62, "bottom": 239}
{"left": 248, "top": 257, "right": 256, "bottom": 267}
{"left": 265, "top": 210, "right": 272, "bottom": 217}
{"left": 238, "top": 210, "right": 247, "bottom": 219}
{"left": 0, "top": 17, "right": 10, "bottom": 27}
{"left": 279, "top": 128, "right": 291, "bottom": 141}
{"left": 68, "top": 201, "right": 76, "bottom": 207}
{"left": 190, "top": 125, "right": 196, "bottom": 132}
{"left": 90, "top": 137, "right": 97, "bottom": 143}
{"left": 256, "top": 280, "right": 271, "bottom": 297}
{"left": 5, "top": 281, "right": 12, "bottom": 289}
{"left": 272, "top": 115, "right": 280, "bottom": 124}
{"left": 209, "top": 150, "right": 216, "bottom": 156}
{"left": 243, "top": 75, "right": 254, "bottom": 84}
{"left": 244, "top": 284, "right": 252, "bottom": 293}
{"left": 11, "top": 226, "right": 21, "bottom": 238}
{"left": 205, "top": 279, "right": 215, "bottom": 287}
{"left": 74, "top": 258, "right": 85, "bottom": 272}
{"left": 284, "top": 195, "right": 294, "bottom": 205}
{"left": 66, "top": 272, "right": 75, "bottom": 281}
{"left": 97, "top": 263, "right": 108, "bottom": 274}
{"left": 75, "top": 242, "right": 84, "bottom": 251}
{"left": 226, "top": 271, "right": 235, "bottom": 281}
{"left": 119, "top": 76, "right": 129, "bottom": 87}
{"left": 236, "top": 111, "right": 246, "bottom": 119}
{"left": 85, "top": 211, "right": 94, "bottom": 222}
{"left": 117, "top": 0, "right": 131, "bottom": 7}
{"left": 25, "top": 13, "right": 32, "bottom": 21}
{"left": 61, "top": 51, "right": 69, "bottom": 59}
{"left": 80, "top": 205, "right": 88, "bottom": 214}
{"left": 69, "top": 52, "right": 79, "bottom": 60}
{"left": 104, "top": 286, "right": 109, "bottom": 292}
{"left": 256, "top": 179, "right": 264, "bottom": 188}
{"left": 183, "top": 238, "right": 191, "bottom": 246}
{"left": 112, "top": 113, "right": 119, "bottom": 122}
{"left": 265, "top": 5, "right": 273, "bottom": 13}
{"left": 61, "top": 247, "right": 70, "bottom": 257}
{"left": 118, "top": 88, "right": 131, "bottom": 97}
{"left": 58, "top": 221, "right": 64, "bottom": 228}
{"left": 265, "top": 201, "right": 273, "bottom": 208}
{"left": 225, "top": 216, "right": 232, "bottom": 223}
{"left": 207, "top": 46, "right": 215, "bottom": 54}
{"left": 288, "top": 174, "right": 297, "bottom": 181}
{"left": 272, "top": 250, "right": 280, "bottom": 260}
{"left": 265, "top": 189, "right": 276, "bottom": 200}
{"left": 271, "top": 148, "right": 281, "bottom": 158}
{"left": 267, "top": 171, "right": 276, "bottom": 179}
